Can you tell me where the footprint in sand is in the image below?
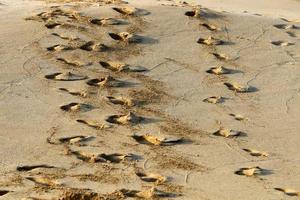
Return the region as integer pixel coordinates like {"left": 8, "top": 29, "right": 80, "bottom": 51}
{"left": 120, "top": 188, "right": 175, "bottom": 199}
{"left": 58, "top": 88, "right": 87, "bottom": 98}
{"left": 274, "top": 24, "right": 299, "bottom": 30}
{"left": 0, "top": 190, "right": 10, "bottom": 196}
{"left": 203, "top": 96, "right": 225, "bottom": 104}
{"left": 211, "top": 52, "right": 230, "bottom": 61}
{"left": 206, "top": 66, "right": 237, "bottom": 75}
{"left": 100, "top": 61, "right": 147, "bottom": 72}
{"left": 229, "top": 113, "right": 246, "bottom": 121}
{"left": 112, "top": 6, "right": 150, "bottom": 16}
{"left": 235, "top": 166, "right": 272, "bottom": 177}
{"left": 131, "top": 134, "right": 184, "bottom": 146}
{"left": 185, "top": 8, "right": 201, "bottom": 18}
{"left": 286, "top": 31, "right": 299, "bottom": 37}
{"left": 67, "top": 148, "right": 134, "bottom": 163}
{"left": 271, "top": 41, "right": 295, "bottom": 46}
{"left": 200, "top": 22, "right": 219, "bottom": 31}
{"left": 213, "top": 127, "right": 246, "bottom": 138}
{"left": 105, "top": 112, "right": 143, "bottom": 125}
{"left": 76, "top": 119, "right": 111, "bottom": 129}
{"left": 80, "top": 41, "right": 109, "bottom": 52}
{"left": 60, "top": 102, "right": 94, "bottom": 112}
{"left": 45, "top": 20, "right": 62, "bottom": 29}
{"left": 89, "top": 17, "right": 124, "bottom": 26}
{"left": 242, "top": 148, "right": 269, "bottom": 157}
{"left": 224, "top": 82, "right": 256, "bottom": 93}
{"left": 274, "top": 188, "right": 300, "bottom": 197}
{"left": 45, "top": 72, "right": 87, "bottom": 81}
{"left": 86, "top": 76, "right": 124, "bottom": 87}
{"left": 108, "top": 32, "right": 141, "bottom": 43}
{"left": 197, "top": 36, "right": 225, "bottom": 46}
{"left": 57, "top": 58, "right": 91, "bottom": 67}
{"left": 135, "top": 169, "right": 167, "bottom": 184}
{"left": 16, "top": 165, "right": 55, "bottom": 172}
{"left": 47, "top": 44, "right": 74, "bottom": 52}
{"left": 26, "top": 176, "right": 61, "bottom": 187}
{"left": 57, "top": 135, "right": 94, "bottom": 145}
{"left": 51, "top": 33, "right": 79, "bottom": 41}
{"left": 104, "top": 96, "right": 135, "bottom": 107}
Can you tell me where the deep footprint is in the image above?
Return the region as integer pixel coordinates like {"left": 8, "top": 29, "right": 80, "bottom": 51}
{"left": 105, "top": 112, "right": 143, "bottom": 125}
{"left": 213, "top": 127, "right": 246, "bottom": 138}
{"left": 60, "top": 102, "right": 93, "bottom": 112}
{"left": 131, "top": 134, "right": 183, "bottom": 145}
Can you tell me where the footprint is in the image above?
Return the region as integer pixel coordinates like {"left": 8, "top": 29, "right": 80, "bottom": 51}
{"left": 203, "top": 96, "right": 224, "bottom": 104}
{"left": 51, "top": 33, "right": 79, "bottom": 41}
{"left": 131, "top": 134, "right": 183, "bottom": 146}
{"left": 0, "top": 190, "right": 10, "bottom": 196}
{"left": 280, "top": 18, "right": 300, "bottom": 23}
{"left": 200, "top": 22, "right": 219, "bottom": 31}
{"left": 26, "top": 176, "right": 60, "bottom": 186}
{"left": 274, "top": 188, "right": 300, "bottom": 197}
{"left": 197, "top": 36, "right": 224, "bottom": 45}
{"left": 213, "top": 127, "right": 246, "bottom": 138}
{"left": 105, "top": 96, "right": 135, "bottom": 107}
{"left": 89, "top": 17, "right": 122, "bottom": 25}
{"left": 100, "top": 61, "right": 147, "bottom": 72}
{"left": 45, "top": 72, "right": 88, "bottom": 81}
{"left": 206, "top": 66, "right": 233, "bottom": 75}
{"left": 45, "top": 20, "right": 61, "bottom": 29}
{"left": 224, "top": 82, "right": 254, "bottom": 93}
{"left": 60, "top": 103, "right": 93, "bottom": 112}
{"left": 57, "top": 58, "right": 89, "bottom": 67}
{"left": 105, "top": 112, "right": 143, "bottom": 125}
{"left": 80, "top": 41, "right": 109, "bottom": 52}
{"left": 58, "top": 135, "right": 94, "bottom": 145}
{"left": 112, "top": 6, "right": 137, "bottom": 15}
{"left": 76, "top": 119, "right": 112, "bottom": 129}
{"left": 185, "top": 9, "right": 201, "bottom": 17}
{"left": 17, "top": 165, "right": 55, "bottom": 172}
{"left": 47, "top": 44, "right": 73, "bottom": 51}
{"left": 58, "top": 88, "right": 87, "bottom": 97}
{"left": 135, "top": 169, "right": 167, "bottom": 184}
{"left": 86, "top": 76, "right": 123, "bottom": 87}
{"left": 242, "top": 148, "right": 269, "bottom": 157}
{"left": 120, "top": 187, "right": 174, "bottom": 199}
{"left": 229, "top": 113, "right": 246, "bottom": 121}
{"left": 274, "top": 24, "right": 299, "bottom": 30}
{"left": 235, "top": 166, "right": 271, "bottom": 176}
{"left": 211, "top": 52, "right": 229, "bottom": 61}
{"left": 271, "top": 41, "right": 294, "bottom": 46}
{"left": 108, "top": 32, "right": 140, "bottom": 43}
{"left": 286, "top": 31, "right": 299, "bottom": 37}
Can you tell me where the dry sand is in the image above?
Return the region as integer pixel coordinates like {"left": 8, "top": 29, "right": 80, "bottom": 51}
{"left": 0, "top": 0, "right": 300, "bottom": 199}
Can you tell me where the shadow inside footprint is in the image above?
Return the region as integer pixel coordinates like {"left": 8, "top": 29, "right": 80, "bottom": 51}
{"left": 16, "top": 165, "right": 55, "bottom": 172}
{"left": 0, "top": 190, "right": 10, "bottom": 196}
{"left": 224, "top": 82, "right": 258, "bottom": 93}
{"left": 60, "top": 103, "right": 94, "bottom": 112}
{"left": 45, "top": 72, "right": 88, "bottom": 81}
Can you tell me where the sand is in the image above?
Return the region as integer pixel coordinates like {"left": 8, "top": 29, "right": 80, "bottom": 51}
{"left": 0, "top": 0, "right": 300, "bottom": 199}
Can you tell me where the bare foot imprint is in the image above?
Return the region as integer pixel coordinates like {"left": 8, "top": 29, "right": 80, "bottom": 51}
{"left": 242, "top": 148, "right": 269, "bottom": 157}
{"left": 60, "top": 102, "right": 93, "bottom": 112}
{"left": 45, "top": 72, "right": 87, "bottom": 81}
{"left": 100, "top": 61, "right": 147, "bottom": 72}
{"left": 58, "top": 88, "right": 87, "bottom": 97}
{"left": 106, "top": 112, "right": 143, "bottom": 125}
{"left": 135, "top": 168, "right": 167, "bottom": 184}
{"left": 224, "top": 82, "right": 257, "bottom": 93}
{"left": 131, "top": 134, "right": 184, "bottom": 146}
{"left": 271, "top": 40, "right": 294, "bottom": 46}
{"left": 17, "top": 165, "right": 55, "bottom": 171}
{"left": 213, "top": 127, "right": 246, "bottom": 138}
{"left": 206, "top": 66, "right": 239, "bottom": 75}
{"left": 105, "top": 96, "right": 135, "bottom": 107}
{"left": 200, "top": 22, "right": 219, "bottom": 31}
{"left": 274, "top": 188, "right": 300, "bottom": 197}
{"left": 108, "top": 32, "right": 141, "bottom": 43}
{"left": 203, "top": 96, "right": 226, "bottom": 104}
{"left": 76, "top": 119, "right": 111, "bottom": 129}
{"left": 235, "top": 166, "right": 272, "bottom": 176}
{"left": 197, "top": 36, "right": 225, "bottom": 46}
{"left": 86, "top": 76, "right": 124, "bottom": 87}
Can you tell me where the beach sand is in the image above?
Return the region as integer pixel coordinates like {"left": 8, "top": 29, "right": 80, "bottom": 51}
{"left": 0, "top": 0, "right": 300, "bottom": 199}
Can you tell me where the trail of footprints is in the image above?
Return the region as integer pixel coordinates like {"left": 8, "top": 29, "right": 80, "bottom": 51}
{"left": 2, "top": 2, "right": 299, "bottom": 199}
{"left": 185, "top": 5, "right": 299, "bottom": 198}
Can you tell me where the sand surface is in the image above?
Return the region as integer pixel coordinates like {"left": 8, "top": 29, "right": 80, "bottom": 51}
{"left": 0, "top": 0, "right": 300, "bottom": 199}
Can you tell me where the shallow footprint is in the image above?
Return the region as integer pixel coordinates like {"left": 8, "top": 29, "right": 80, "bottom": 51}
{"left": 213, "top": 127, "right": 246, "bottom": 138}
{"left": 17, "top": 165, "right": 55, "bottom": 172}
{"left": 60, "top": 102, "right": 93, "bottom": 112}
{"left": 243, "top": 148, "right": 269, "bottom": 157}
{"left": 271, "top": 41, "right": 294, "bottom": 46}
{"left": 203, "top": 96, "right": 225, "bottom": 104}
{"left": 105, "top": 96, "right": 135, "bottom": 107}
{"left": 135, "top": 169, "right": 167, "bottom": 184}
{"left": 131, "top": 134, "right": 183, "bottom": 146}
{"left": 106, "top": 112, "right": 143, "bottom": 125}
{"left": 58, "top": 135, "right": 94, "bottom": 145}
{"left": 86, "top": 76, "right": 124, "bottom": 87}
{"left": 51, "top": 32, "right": 79, "bottom": 41}
{"left": 108, "top": 32, "right": 140, "bottom": 43}
{"left": 211, "top": 52, "right": 229, "bottom": 61}
{"left": 58, "top": 88, "right": 87, "bottom": 97}
{"left": 112, "top": 6, "right": 137, "bottom": 15}
{"left": 45, "top": 20, "right": 62, "bottom": 29}
{"left": 234, "top": 166, "right": 270, "bottom": 177}
{"left": 45, "top": 72, "right": 87, "bottom": 81}
{"left": 206, "top": 66, "right": 233, "bottom": 75}
{"left": 57, "top": 58, "right": 90, "bottom": 67}
{"left": 100, "top": 61, "right": 147, "bottom": 72}
{"left": 274, "top": 24, "right": 299, "bottom": 30}
{"left": 200, "top": 22, "right": 219, "bottom": 31}
{"left": 26, "top": 176, "right": 60, "bottom": 186}
{"left": 89, "top": 17, "right": 122, "bottom": 26}
{"left": 197, "top": 36, "right": 224, "bottom": 46}
{"left": 120, "top": 187, "right": 174, "bottom": 199}
{"left": 224, "top": 82, "right": 254, "bottom": 93}
{"left": 76, "top": 119, "right": 111, "bottom": 129}
{"left": 274, "top": 188, "right": 300, "bottom": 197}
{"left": 47, "top": 44, "right": 73, "bottom": 51}
{"left": 80, "top": 41, "right": 109, "bottom": 52}
{"left": 229, "top": 113, "right": 246, "bottom": 121}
